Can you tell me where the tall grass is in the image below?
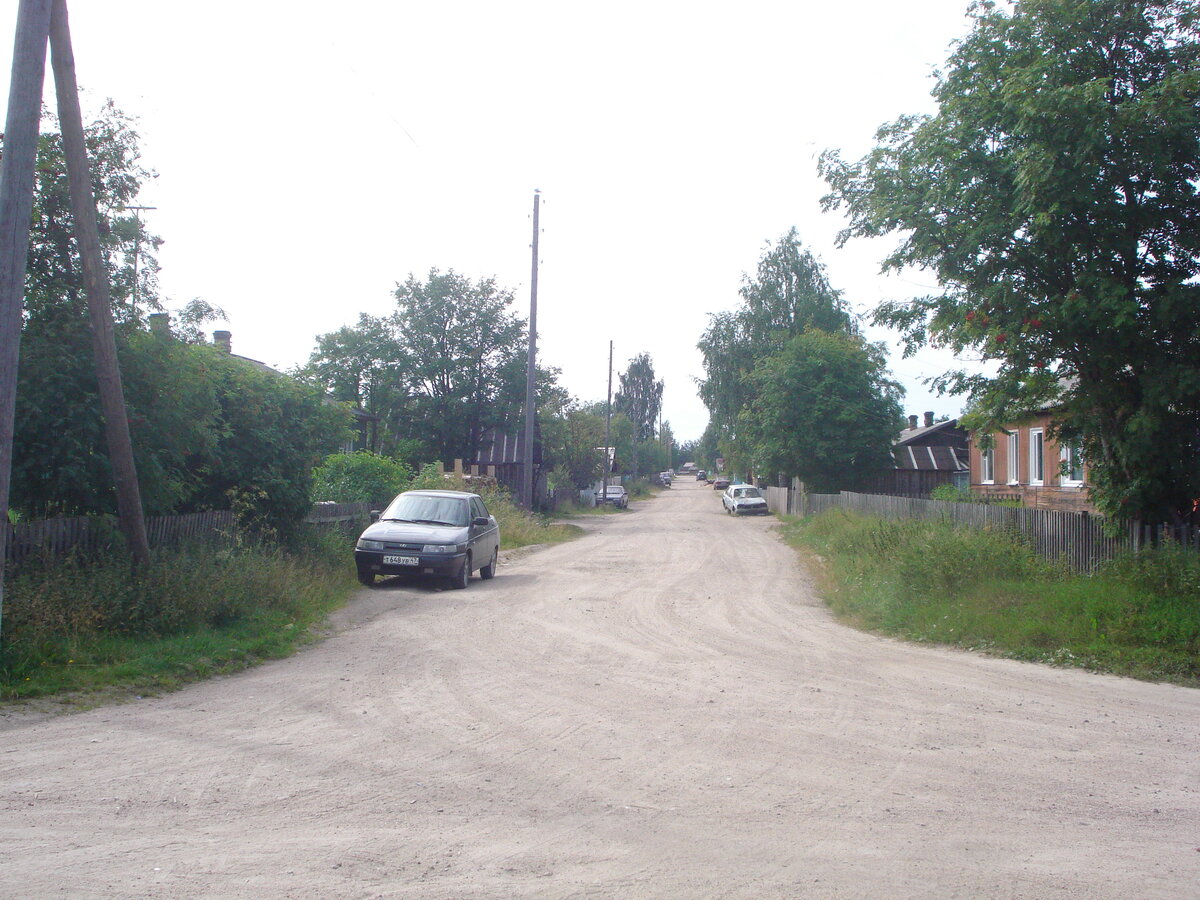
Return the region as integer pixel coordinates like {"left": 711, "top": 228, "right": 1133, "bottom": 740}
{"left": 407, "top": 466, "right": 582, "bottom": 548}
{"left": 0, "top": 525, "right": 355, "bottom": 701}
{"left": 782, "top": 509, "right": 1200, "bottom": 686}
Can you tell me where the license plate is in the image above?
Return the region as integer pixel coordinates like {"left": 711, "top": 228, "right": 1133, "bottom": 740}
{"left": 383, "top": 555, "right": 418, "bottom": 566}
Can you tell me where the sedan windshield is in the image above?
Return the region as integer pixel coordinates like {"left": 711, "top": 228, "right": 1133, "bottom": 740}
{"left": 381, "top": 494, "right": 470, "bottom": 526}
{"left": 734, "top": 487, "right": 761, "bottom": 498}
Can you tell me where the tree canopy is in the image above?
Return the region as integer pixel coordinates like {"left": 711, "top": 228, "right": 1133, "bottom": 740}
{"left": 11, "top": 107, "right": 350, "bottom": 528}
{"left": 820, "top": 0, "right": 1200, "bottom": 522}
{"left": 743, "top": 330, "right": 903, "bottom": 493}
{"left": 302, "top": 269, "right": 564, "bottom": 469}
{"left": 697, "top": 230, "right": 899, "bottom": 483}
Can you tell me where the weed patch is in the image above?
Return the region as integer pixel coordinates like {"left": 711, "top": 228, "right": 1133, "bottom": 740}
{"left": 781, "top": 510, "right": 1200, "bottom": 686}
{"left": 0, "top": 526, "right": 354, "bottom": 702}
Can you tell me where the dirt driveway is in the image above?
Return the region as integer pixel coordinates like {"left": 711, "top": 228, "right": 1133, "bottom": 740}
{"left": 2, "top": 480, "right": 1198, "bottom": 898}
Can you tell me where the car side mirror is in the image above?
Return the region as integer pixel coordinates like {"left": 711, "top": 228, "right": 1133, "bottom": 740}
{"left": 473, "top": 516, "right": 490, "bottom": 527}
{"left": 370, "top": 509, "right": 381, "bottom": 522}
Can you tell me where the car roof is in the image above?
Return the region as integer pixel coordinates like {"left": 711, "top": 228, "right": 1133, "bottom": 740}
{"left": 401, "top": 489, "right": 479, "bottom": 500}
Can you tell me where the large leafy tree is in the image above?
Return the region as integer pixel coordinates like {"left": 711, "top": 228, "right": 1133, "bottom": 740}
{"left": 743, "top": 330, "right": 904, "bottom": 492}
{"left": 820, "top": 0, "right": 1200, "bottom": 523}
{"left": 12, "top": 108, "right": 350, "bottom": 526}
{"left": 698, "top": 230, "right": 855, "bottom": 449}
{"left": 614, "top": 353, "right": 663, "bottom": 443}
{"left": 393, "top": 269, "right": 528, "bottom": 462}
{"left": 304, "top": 269, "right": 559, "bottom": 467}
{"left": 13, "top": 104, "right": 165, "bottom": 516}
{"left": 613, "top": 353, "right": 666, "bottom": 477}
{"left": 697, "top": 229, "right": 884, "bottom": 479}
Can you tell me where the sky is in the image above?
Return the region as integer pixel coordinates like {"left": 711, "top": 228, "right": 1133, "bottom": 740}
{"left": 3, "top": 0, "right": 984, "bottom": 442}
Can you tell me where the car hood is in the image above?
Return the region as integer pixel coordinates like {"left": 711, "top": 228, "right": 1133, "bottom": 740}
{"left": 359, "top": 521, "right": 469, "bottom": 544}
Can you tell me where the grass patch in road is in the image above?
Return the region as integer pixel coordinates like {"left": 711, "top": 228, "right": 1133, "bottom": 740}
{"left": 780, "top": 509, "right": 1200, "bottom": 687}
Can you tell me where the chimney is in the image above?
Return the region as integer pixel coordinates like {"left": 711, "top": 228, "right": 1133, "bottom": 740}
{"left": 908, "top": 414, "right": 918, "bottom": 430}
{"left": 148, "top": 312, "right": 170, "bottom": 339}
{"left": 213, "top": 330, "right": 232, "bottom": 353}
{"left": 924, "top": 411, "right": 935, "bottom": 428}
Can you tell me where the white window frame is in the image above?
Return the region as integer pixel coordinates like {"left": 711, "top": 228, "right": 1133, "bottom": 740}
{"left": 1029, "top": 428, "right": 1045, "bottom": 486}
{"left": 1061, "top": 443, "right": 1084, "bottom": 487}
{"left": 980, "top": 446, "right": 995, "bottom": 485}
{"left": 1006, "top": 431, "right": 1020, "bottom": 485}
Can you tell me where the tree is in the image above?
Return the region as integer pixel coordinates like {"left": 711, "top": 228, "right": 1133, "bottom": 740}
{"left": 743, "top": 330, "right": 903, "bottom": 493}
{"left": 393, "top": 269, "right": 528, "bottom": 462}
{"left": 300, "top": 313, "right": 415, "bottom": 457}
{"left": 25, "top": 102, "right": 160, "bottom": 324}
{"left": 613, "top": 352, "right": 664, "bottom": 477}
{"left": 820, "top": 0, "right": 1200, "bottom": 523}
{"left": 697, "top": 229, "right": 876, "bottom": 479}
{"left": 698, "top": 230, "right": 856, "bottom": 455}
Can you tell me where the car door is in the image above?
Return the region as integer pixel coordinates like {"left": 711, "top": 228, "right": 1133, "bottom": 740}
{"left": 470, "top": 496, "right": 499, "bottom": 561}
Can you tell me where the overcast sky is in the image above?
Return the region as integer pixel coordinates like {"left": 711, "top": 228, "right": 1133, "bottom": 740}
{"left": 4, "top": 0, "right": 983, "bottom": 441}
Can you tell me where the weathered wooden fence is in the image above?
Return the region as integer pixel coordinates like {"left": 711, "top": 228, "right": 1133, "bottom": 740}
{"left": 5, "top": 501, "right": 380, "bottom": 567}
{"left": 770, "top": 488, "right": 1194, "bottom": 573}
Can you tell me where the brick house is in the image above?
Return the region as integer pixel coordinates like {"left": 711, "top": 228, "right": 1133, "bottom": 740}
{"left": 969, "top": 409, "right": 1093, "bottom": 512}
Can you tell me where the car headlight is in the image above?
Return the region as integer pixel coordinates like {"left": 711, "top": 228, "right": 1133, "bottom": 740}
{"left": 357, "top": 539, "right": 385, "bottom": 551}
{"left": 422, "top": 543, "right": 456, "bottom": 554}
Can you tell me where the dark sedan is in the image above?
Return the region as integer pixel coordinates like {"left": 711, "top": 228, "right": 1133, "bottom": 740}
{"left": 354, "top": 489, "right": 500, "bottom": 589}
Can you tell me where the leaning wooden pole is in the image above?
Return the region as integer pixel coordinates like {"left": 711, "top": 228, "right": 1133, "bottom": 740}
{"left": 0, "top": 0, "right": 53, "bottom": 644}
{"left": 49, "top": 0, "right": 149, "bottom": 567}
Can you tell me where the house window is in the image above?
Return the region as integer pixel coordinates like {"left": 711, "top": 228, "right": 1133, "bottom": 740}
{"left": 980, "top": 447, "right": 995, "bottom": 484}
{"left": 1029, "top": 428, "right": 1045, "bottom": 486}
{"left": 1061, "top": 443, "right": 1084, "bottom": 487}
{"left": 1006, "top": 431, "right": 1019, "bottom": 484}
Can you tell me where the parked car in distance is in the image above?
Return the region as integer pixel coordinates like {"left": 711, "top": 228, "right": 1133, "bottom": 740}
{"left": 656, "top": 472, "right": 672, "bottom": 487}
{"left": 354, "top": 489, "right": 500, "bottom": 589}
{"left": 696, "top": 469, "right": 707, "bottom": 481}
{"left": 723, "top": 483, "right": 769, "bottom": 515}
{"left": 598, "top": 485, "right": 628, "bottom": 508}
{"left": 712, "top": 476, "right": 731, "bottom": 490}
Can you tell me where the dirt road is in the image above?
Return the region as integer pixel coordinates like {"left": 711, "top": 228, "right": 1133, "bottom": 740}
{"left": 2, "top": 479, "right": 1197, "bottom": 898}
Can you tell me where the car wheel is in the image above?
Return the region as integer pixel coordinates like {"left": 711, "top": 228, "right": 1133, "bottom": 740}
{"left": 450, "top": 554, "right": 471, "bottom": 590}
{"left": 357, "top": 567, "right": 375, "bottom": 586}
{"left": 480, "top": 546, "right": 498, "bottom": 580}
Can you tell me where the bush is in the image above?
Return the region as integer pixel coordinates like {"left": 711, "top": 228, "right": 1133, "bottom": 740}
{"left": 312, "top": 451, "right": 413, "bottom": 504}
{"left": 930, "top": 483, "right": 972, "bottom": 502}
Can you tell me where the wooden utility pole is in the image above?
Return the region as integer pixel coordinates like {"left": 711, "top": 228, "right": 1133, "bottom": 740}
{"left": 0, "top": 0, "right": 53, "bottom": 643}
{"left": 521, "top": 190, "right": 540, "bottom": 510}
{"left": 601, "top": 340, "right": 612, "bottom": 503}
{"left": 49, "top": 0, "right": 150, "bottom": 566}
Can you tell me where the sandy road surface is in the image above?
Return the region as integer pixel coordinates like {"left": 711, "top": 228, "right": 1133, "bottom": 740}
{"left": 2, "top": 480, "right": 1198, "bottom": 899}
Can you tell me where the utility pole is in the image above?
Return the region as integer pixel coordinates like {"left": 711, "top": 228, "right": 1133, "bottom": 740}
{"left": 0, "top": 0, "right": 53, "bottom": 644}
{"left": 125, "top": 204, "right": 155, "bottom": 308}
{"left": 521, "top": 190, "right": 540, "bottom": 510}
{"left": 602, "top": 340, "right": 612, "bottom": 504}
{"left": 49, "top": 0, "right": 150, "bottom": 566}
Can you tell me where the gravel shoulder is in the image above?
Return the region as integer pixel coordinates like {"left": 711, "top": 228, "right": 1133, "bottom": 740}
{"left": 1, "top": 481, "right": 1197, "bottom": 898}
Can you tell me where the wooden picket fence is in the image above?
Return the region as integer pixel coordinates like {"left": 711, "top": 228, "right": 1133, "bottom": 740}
{"left": 767, "top": 487, "right": 1195, "bottom": 573}
{"left": 3, "top": 501, "right": 381, "bottom": 568}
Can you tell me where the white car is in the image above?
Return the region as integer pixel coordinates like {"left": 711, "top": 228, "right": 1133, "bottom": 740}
{"left": 722, "top": 484, "right": 769, "bottom": 516}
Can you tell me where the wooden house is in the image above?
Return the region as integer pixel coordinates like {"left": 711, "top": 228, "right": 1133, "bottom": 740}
{"left": 860, "top": 412, "right": 968, "bottom": 496}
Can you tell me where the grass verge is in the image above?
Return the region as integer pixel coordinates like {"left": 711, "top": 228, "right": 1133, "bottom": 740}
{"left": 1, "top": 486, "right": 586, "bottom": 707}
{"left": 0, "top": 526, "right": 356, "bottom": 704}
{"left": 780, "top": 509, "right": 1200, "bottom": 687}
